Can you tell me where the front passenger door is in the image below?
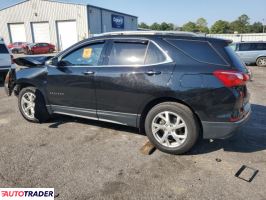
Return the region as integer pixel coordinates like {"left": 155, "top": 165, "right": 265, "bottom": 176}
{"left": 46, "top": 41, "right": 106, "bottom": 119}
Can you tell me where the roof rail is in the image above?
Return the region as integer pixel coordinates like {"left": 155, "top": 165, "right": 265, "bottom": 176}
{"left": 93, "top": 31, "right": 198, "bottom": 37}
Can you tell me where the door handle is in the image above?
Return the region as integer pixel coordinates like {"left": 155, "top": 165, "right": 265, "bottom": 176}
{"left": 83, "top": 71, "right": 95, "bottom": 75}
{"left": 145, "top": 70, "right": 161, "bottom": 76}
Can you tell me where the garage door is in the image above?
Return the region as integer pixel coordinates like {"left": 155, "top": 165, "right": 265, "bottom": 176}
{"left": 9, "top": 23, "right": 27, "bottom": 43}
{"left": 32, "top": 22, "right": 50, "bottom": 43}
{"left": 57, "top": 21, "right": 78, "bottom": 51}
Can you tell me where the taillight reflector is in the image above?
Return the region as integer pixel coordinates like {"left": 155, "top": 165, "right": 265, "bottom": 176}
{"left": 213, "top": 70, "right": 249, "bottom": 87}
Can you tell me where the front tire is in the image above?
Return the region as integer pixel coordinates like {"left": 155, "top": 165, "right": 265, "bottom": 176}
{"left": 145, "top": 102, "right": 199, "bottom": 155}
{"left": 18, "top": 87, "right": 50, "bottom": 123}
{"left": 256, "top": 57, "right": 266, "bottom": 67}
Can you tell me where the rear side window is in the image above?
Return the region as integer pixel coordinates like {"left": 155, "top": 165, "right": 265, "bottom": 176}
{"left": 0, "top": 44, "right": 9, "bottom": 54}
{"left": 108, "top": 42, "right": 147, "bottom": 65}
{"left": 239, "top": 43, "right": 253, "bottom": 51}
{"left": 166, "top": 39, "right": 227, "bottom": 65}
{"left": 145, "top": 42, "right": 166, "bottom": 65}
{"left": 254, "top": 43, "right": 266, "bottom": 50}
{"left": 225, "top": 46, "right": 248, "bottom": 73}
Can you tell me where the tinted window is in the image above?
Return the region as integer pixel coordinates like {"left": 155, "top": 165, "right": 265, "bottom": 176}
{"left": 229, "top": 43, "right": 237, "bottom": 51}
{"left": 108, "top": 42, "right": 147, "bottom": 65}
{"left": 0, "top": 44, "right": 9, "bottom": 54}
{"left": 239, "top": 43, "right": 253, "bottom": 51}
{"left": 166, "top": 39, "right": 227, "bottom": 65}
{"left": 254, "top": 43, "right": 266, "bottom": 50}
{"left": 145, "top": 42, "right": 166, "bottom": 64}
{"left": 60, "top": 43, "right": 104, "bottom": 66}
{"left": 40, "top": 43, "right": 48, "bottom": 47}
{"left": 225, "top": 46, "right": 248, "bottom": 73}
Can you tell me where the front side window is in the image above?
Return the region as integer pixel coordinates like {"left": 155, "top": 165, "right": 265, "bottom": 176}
{"left": 60, "top": 43, "right": 104, "bottom": 66}
{"left": 108, "top": 42, "right": 147, "bottom": 65}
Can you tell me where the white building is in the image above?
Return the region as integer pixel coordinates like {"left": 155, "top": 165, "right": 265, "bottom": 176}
{"left": 0, "top": 0, "right": 138, "bottom": 50}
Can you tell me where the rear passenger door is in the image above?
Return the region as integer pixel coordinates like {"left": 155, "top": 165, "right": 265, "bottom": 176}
{"left": 237, "top": 43, "right": 258, "bottom": 64}
{"left": 94, "top": 39, "right": 175, "bottom": 127}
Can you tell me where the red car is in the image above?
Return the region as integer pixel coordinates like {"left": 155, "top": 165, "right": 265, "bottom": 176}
{"left": 7, "top": 42, "right": 28, "bottom": 54}
{"left": 23, "top": 43, "right": 55, "bottom": 55}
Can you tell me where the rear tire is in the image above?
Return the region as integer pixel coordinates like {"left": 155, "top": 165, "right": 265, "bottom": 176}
{"left": 18, "top": 87, "right": 50, "bottom": 123}
{"left": 49, "top": 49, "right": 54, "bottom": 53}
{"left": 256, "top": 57, "right": 266, "bottom": 67}
{"left": 145, "top": 102, "right": 199, "bottom": 155}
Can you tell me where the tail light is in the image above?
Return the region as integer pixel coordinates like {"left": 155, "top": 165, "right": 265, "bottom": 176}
{"left": 213, "top": 70, "right": 249, "bottom": 87}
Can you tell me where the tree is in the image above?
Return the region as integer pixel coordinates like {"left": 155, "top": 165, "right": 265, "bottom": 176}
{"left": 238, "top": 14, "right": 250, "bottom": 25}
{"left": 196, "top": 18, "right": 209, "bottom": 33}
{"left": 181, "top": 21, "right": 198, "bottom": 32}
{"left": 248, "top": 22, "right": 263, "bottom": 33}
{"left": 229, "top": 14, "right": 250, "bottom": 33}
{"left": 150, "top": 23, "right": 161, "bottom": 30}
{"left": 138, "top": 22, "right": 149, "bottom": 29}
{"left": 160, "top": 22, "right": 174, "bottom": 30}
{"left": 210, "top": 20, "right": 230, "bottom": 33}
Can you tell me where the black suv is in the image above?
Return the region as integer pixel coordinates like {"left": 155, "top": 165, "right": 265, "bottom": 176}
{"left": 5, "top": 31, "right": 251, "bottom": 154}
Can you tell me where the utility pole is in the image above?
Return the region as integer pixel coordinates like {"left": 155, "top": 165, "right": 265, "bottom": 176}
{"left": 263, "top": 18, "right": 265, "bottom": 33}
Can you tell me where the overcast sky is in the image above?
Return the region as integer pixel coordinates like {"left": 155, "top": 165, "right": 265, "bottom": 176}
{"left": 0, "top": 0, "right": 265, "bottom": 27}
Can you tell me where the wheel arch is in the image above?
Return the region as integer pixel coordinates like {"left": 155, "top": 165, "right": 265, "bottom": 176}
{"left": 14, "top": 82, "right": 36, "bottom": 96}
{"left": 139, "top": 97, "right": 203, "bottom": 137}
{"left": 14, "top": 81, "right": 48, "bottom": 106}
{"left": 256, "top": 56, "right": 266, "bottom": 63}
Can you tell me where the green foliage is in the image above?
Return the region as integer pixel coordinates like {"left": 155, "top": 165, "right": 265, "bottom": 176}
{"left": 139, "top": 14, "right": 264, "bottom": 34}
{"left": 138, "top": 22, "right": 175, "bottom": 31}
{"left": 138, "top": 22, "right": 149, "bottom": 29}
{"left": 229, "top": 14, "right": 250, "bottom": 33}
{"left": 210, "top": 20, "right": 230, "bottom": 33}
{"left": 181, "top": 18, "right": 209, "bottom": 33}
{"left": 248, "top": 22, "right": 263, "bottom": 33}
{"left": 181, "top": 22, "right": 198, "bottom": 32}
{"left": 196, "top": 18, "right": 209, "bottom": 33}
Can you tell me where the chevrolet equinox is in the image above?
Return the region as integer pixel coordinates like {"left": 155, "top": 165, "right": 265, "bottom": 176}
{"left": 5, "top": 31, "right": 251, "bottom": 154}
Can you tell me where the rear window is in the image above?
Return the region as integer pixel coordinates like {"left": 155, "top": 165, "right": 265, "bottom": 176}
{"left": 0, "top": 44, "right": 9, "bottom": 54}
{"left": 166, "top": 39, "right": 227, "bottom": 65}
{"left": 225, "top": 46, "right": 248, "bottom": 73}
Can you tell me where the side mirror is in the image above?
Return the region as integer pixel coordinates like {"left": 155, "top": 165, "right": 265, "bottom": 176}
{"left": 46, "top": 57, "right": 58, "bottom": 66}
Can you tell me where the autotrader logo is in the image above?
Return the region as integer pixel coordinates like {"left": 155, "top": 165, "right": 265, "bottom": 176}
{"left": 0, "top": 188, "right": 54, "bottom": 199}
{"left": 112, "top": 14, "right": 124, "bottom": 29}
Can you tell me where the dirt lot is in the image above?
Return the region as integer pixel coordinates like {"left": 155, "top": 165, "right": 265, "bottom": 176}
{"left": 0, "top": 67, "right": 266, "bottom": 200}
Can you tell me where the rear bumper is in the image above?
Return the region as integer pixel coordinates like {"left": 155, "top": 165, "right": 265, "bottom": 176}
{"left": 202, "top": 106, "right": 251, "bottom": 139}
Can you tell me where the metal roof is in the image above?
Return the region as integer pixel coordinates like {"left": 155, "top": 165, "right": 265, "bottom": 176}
{"left": 94, "top": 31, "right": 198, "bottom": 37}
{"left": 0, "top": 0, "right": 138, "bottom": 18}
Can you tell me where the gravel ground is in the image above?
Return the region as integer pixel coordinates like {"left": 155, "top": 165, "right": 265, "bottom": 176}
{"left": 0, "top": 66, "right": 265, "bottom": 200}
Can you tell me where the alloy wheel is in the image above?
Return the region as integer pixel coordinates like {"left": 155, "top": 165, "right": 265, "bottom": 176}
{"left": 21, "top": 92, "right": 36, "bottom": 119}
{"left": 151, "top": 111, "right": 188, "bottom": 148}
